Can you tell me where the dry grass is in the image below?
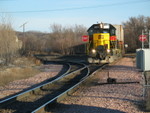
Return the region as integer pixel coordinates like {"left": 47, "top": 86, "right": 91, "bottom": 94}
{"left": 0, "top": 67, "right": 40, "bottom": 86}
{"left": 0, "top": 57, "right": 41, "bottom": 86}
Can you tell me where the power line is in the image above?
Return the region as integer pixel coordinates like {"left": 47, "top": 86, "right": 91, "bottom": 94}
{"left": 0, "top": 0, "right": 16, "bottom": 1}
{"left": 0, "top": 0, "right": 150, "bottom": 14}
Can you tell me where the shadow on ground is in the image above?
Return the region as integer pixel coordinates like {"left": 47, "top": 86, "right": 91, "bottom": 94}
{"left": 46, "top": 103, "right": 126, "bottom": 113}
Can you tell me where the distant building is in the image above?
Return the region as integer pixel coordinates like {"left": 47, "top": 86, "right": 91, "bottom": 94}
{"left": 113, "top": 25, "right": 125, "bottom": 54}
{"left": 113, "top": 25, "right": 124, "bottom": 42}
{"left": 15, "top": 36, "right": 22, "bottom": 49}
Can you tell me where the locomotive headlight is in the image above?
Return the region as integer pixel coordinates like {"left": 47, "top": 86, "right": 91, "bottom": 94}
{"left": 92, "top": 49, "right": 96, "bottom": 53}
{"left": 107, "top": 49, "right": 110, "bottom": 53}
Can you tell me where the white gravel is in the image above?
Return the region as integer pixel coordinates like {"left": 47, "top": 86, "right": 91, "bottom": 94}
{"left": 50, "top": 58, "right": 145, "bottom": 113}
{"left": 0, "top": 64, "right": 63, "bottom": 99}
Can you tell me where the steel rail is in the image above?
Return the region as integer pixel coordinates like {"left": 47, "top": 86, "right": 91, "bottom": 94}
{"left": 0, "top": 62, "right": 107, "bottom": 113}
{"left": 31, "top": 64, "right": 89, "bottom": 113}
{"left": 0, "top": 62, "right": 86, "bottom": 113}
{"left": 90, "top": 63, "right": 108, "bottom": 76}
{"left": 0, "top": 62, "right": 71, "bottom": 104}
{"left": 31, "top": 63, "right": 108, "bottom": 113}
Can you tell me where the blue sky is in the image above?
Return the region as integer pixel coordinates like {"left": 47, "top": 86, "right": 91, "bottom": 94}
{"left": 0, "top": 0, "right": 150, "bottom": 32}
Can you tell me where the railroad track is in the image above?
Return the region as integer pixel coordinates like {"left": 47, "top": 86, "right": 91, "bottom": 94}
{"left": 0, "top": 61, "right": 107, "bottom": 113}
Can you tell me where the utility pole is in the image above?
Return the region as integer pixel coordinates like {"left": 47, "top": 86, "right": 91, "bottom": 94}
{"left": 20, "top": 22, "right": 28, "bottom": 38}
{"left": 149, "top": 30, "right": 150, "bottom": 49}
{"left": 19, "top": 22, "right": 28, "bottom": 55}
{"left": 142, "top": 30, "right": 144, "bottom": 49}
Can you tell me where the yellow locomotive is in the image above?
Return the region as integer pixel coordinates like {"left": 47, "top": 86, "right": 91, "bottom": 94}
{"left": 87, "top": 22, "right": 122, "bottom": 63}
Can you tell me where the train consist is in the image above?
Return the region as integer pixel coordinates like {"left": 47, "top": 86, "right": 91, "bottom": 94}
{"left": 86, "top": 22, "right": 124, "bottom": 63}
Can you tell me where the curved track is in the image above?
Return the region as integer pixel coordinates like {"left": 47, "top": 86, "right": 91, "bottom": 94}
{"left": 0, "top": 62, "right": 89, "bottom": 113}
{"left": 31, "top": 62, "right": 108, "bottom": 113}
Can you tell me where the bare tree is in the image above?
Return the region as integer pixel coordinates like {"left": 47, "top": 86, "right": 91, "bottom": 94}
{"left": 49, "top": 24, "right": 87, "bottom": 55}
{"left": 0, "top": 14, "right": 19, "bottom": 65}
{"left": 16, "top": 24, "right": 87, "bottom": 56}
{"left": 122, "top": 15, "right": 150, "bottom": 52}
{"left": 17, "top": 31, "right": 51, "bottom": 56}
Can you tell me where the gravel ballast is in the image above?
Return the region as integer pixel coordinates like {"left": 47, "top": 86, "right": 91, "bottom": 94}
{"left": 49, "top": 58, "right": 145, "bottom": 113}
{"left": 0, "top": 64, "right": 63, "bottom": 99}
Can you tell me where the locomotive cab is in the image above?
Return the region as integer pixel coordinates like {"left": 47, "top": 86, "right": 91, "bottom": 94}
{"left": 87, "top": 23, "right": 119, "bottom": 63}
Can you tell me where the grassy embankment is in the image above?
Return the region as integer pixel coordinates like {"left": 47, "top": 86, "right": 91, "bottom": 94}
{"left": 0, "top": 57, "right": 41, "bottom": 86}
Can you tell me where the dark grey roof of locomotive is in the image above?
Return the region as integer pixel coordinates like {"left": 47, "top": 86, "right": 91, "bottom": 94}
{"left": 87, "top": 23, "right": 116, "bottom": 32}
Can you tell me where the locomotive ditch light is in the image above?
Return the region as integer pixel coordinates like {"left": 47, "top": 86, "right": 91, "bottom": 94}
{"left": 92, "top": 49, "right": 96, "bottom": 53}
{"left": 107, "top": 49, "right": 110, "bottom": 53}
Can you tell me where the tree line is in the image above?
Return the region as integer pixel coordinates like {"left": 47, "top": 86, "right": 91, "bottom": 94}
{"left": 123, "top": 15, "right": 150, "bottom": 52}
{"left": 17, "top": 24, "right": 87, "bottom": 56}
{"left": 0, "top": 15, "right": 150, "bottom": 65}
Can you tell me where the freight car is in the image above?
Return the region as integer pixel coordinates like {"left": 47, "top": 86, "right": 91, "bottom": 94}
{"left": 86, "top": 22, "right": 124, "bottom": 63}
